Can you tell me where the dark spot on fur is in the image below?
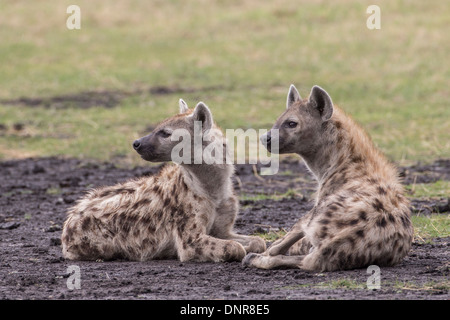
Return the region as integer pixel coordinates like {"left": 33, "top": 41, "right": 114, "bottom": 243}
{"left": 388, "top": 214, "right": 395, "bottom": 223}
{"left": 335, "top": 220, "right": 346, "bottom": 228}
{"left": 349, "top": 219, "right": 359, "bottom": 225}
{"left": 319, "top": 226, "right": 328, "bottom": 239}
{"left": 377, "top": 186, "right": 387, "bottom": 195}
{"left": 319, "top": 219, "right": 330, "bottom": 225}
{"left": 152, "top": 185, "right": 162, "bottom": 195}
{"left": 372, "top": 199, "right": 385, "bottom": 212}
{"left": 195, "top": 247, "right": 203, "bottom": 256}
{"left": 367, "top": 178, "right": 378, "bottom": 184}
{"left": 329, "top": 205, "right": 339, "bottom": 212}
{"left": 222, "top": 245, "right": 230, "bottom": 257}
{"left": 376, "top": 217, "right": 387, "bottom": 228}
{"left": 355, "top": 229, "right": 365, "bottom": 238}
{"left": 322, "top": 247, "right": 333, "bottom": 258}
{"left": 171, "top": 183, "right": 177, "bottom": 195}
{"left": 335, "top": 121, "right": 342, "bottom": 129}
{"left": 132, "top": 199, "right": 148, "bottom": 211}
{"left": 400, "top": 215, "right": 411, "bottom": 228}
{"left": 163, "top": 198, "right": 171, "bottom": 207}
{"left": 181, "top": 180, "right": 188, "bottom": 192}
{"left": 336, "top": 133, "right": 345, "bottom": 148}
{"left": 348, "top": 237, "right": 356, "bottom": 248}
{"left": 351, "top": 155, "right": 363, "bottom": 163}
{"left": 81, "top": 216, "right": 91, "bottom": 231}
{"left": 359, "top": 211, "right": 367, "bottom": 221}
{"left": 325, "top": 211, "right": 333, "bottom": 218}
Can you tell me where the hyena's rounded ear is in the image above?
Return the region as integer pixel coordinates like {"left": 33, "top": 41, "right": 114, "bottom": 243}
{"left": 179, "top": 99, "right": 189, "bottom": 114}
{"left": 193, "top": 102, "right": 213, "bottom": 131}
{"left": 287, "top": 84, "right": 302, "bottom": 109}
{"left": 308, "top": 85, "right": 333, "bottom": 121}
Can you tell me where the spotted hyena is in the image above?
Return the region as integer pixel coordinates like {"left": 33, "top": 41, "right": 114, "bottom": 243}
{"left": 243, "top": 85, "right": 414, "bottom": 271}
{"left": 61, "top": 99, "right": 266, "bottom": 262}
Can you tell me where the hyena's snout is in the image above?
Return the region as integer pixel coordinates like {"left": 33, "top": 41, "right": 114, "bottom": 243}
{"left": 260, "top": 130, "right": 279, "bottom": 153}
{"left": 132, "top": 139, "right": 142, "bottom": 151}
{"left": 133, "top": 134, "right": 155, "bottom": 159}
{"left": 260, "top": 131, "right": 271, "bottom": 148}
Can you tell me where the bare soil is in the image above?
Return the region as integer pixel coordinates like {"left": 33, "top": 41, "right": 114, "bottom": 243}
{"left": 0, "top": 157, "right": 448, "bottom": 300}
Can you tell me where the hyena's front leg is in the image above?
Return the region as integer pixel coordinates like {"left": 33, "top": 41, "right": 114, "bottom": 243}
{"left": 211, "top": 196, "right": 266, "bottom": 253}
{"left": 266, "top": 230, "right": 305, "bottom": 256}
{"left": 242, "top": 229, "right": 305, "bottom": 269}
{"left": 265, "top": 213, "right": 309, "bottom": 256}
{"left": 242, "top": 218, "right": 307, "bottom": 269}
{"left": 242, "top": 253, "right": 305, "bottom": 270}
{"left": 176, "top": 232, "right": 246, "bottom": 263}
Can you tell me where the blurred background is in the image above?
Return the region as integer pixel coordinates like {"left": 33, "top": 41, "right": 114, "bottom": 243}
{"left": 0, "top": 0, "right": 448, "bottom": 165}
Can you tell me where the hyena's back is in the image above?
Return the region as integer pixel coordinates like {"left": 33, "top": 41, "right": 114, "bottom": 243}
{"left": 61, "top": 165, "right": 194, "bottom": 261}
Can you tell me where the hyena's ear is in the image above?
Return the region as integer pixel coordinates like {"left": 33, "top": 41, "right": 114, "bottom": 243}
{"left": 193, "top": 102, "right": 213, "bottom": 131}
{"left": 308, "top": 85, "right": 333, "bottom": 121}
{"left": 179, "top": 99, "right": 189, "bottom": 114}
{"left": 287, "top": 84, "right": 302, "bottom": 109}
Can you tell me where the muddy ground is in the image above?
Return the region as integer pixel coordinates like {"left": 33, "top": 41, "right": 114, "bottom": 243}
{"left": 0, "top": 157, "right": 448, "bottom": 300}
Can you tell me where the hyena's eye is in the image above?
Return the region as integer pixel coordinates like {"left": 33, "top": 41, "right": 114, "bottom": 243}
{"left": 285, "top": 121, "right": 297, "bottom": 128}
{"left": 157, "top": 130, "right": 171, "bottom": 138}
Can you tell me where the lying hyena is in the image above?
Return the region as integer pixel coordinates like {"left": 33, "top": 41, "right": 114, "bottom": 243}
{"left": 61, "top": 99, "right": 266, "bottom": 262}
{"left": 243, "top": 85, "right": 414, "bottom": 271}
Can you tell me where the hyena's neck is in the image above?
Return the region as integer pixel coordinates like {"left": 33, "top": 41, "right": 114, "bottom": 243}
{"left": 300, "top": 106, "right": 396, "bottom": 187}
{"left": 180, "top": 163, "right": 234, "bottom": 201}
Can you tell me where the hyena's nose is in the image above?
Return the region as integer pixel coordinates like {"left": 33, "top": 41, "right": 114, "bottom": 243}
{"left": 261, "top": 132, "right": 271, "bottom": 145}
{"left": 133, "top": 139, "right": 141, "bottom": 150}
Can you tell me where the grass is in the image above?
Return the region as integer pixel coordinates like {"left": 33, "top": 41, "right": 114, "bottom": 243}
{"left": 411, "top": 214, "right": 450, "bottom": 241}
{"left": 406, "top": 180, "right": 450, "bottom": 199}
{"left": 392, "top": 280, "right": 450, "bottom": 292}
{"left": 254, "top": 214, "right": 449, "bottom": 243}
{"left": 0, "top": 0, "right": 449, "bottom": 165}
{"left": 253, "top": 229, "right": 287, "bottom": 242}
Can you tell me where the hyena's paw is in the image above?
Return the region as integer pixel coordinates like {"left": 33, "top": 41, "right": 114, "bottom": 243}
{"left": 221, "top": 241, "right": 246, "bottom": 262}
{"left": 244, "top": 236, "right": 267, "bottom": 254}
{"left": 242, "top": 253, "right": 271, "bottom": 269}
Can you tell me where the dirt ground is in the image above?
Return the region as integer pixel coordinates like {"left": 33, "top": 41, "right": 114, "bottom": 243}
{"left": 0, "top": 157, "right": 448, "bottom": 300}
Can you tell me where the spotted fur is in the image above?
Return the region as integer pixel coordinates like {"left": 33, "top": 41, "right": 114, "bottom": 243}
{"left": 244, "top": 85, "right": 414, "bottom": 271}
{"left": 61, "top": 100, "right": 266, "bottom": 262}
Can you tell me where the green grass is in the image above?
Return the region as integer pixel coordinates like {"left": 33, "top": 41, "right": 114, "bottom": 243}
{"left": 411, "top": 214, "right": 450, "bottom": 241}
{"left": 253, "top": 229, "right": 287, "bottom": 242}
{"left": 0, "top": 0, "right": 449, "bottom": 164}
{"left": 406, "top": 181, "right": 450, "bottom": 199}
{"left": 252, "top": 214, "right": 449, "bottom": 243}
